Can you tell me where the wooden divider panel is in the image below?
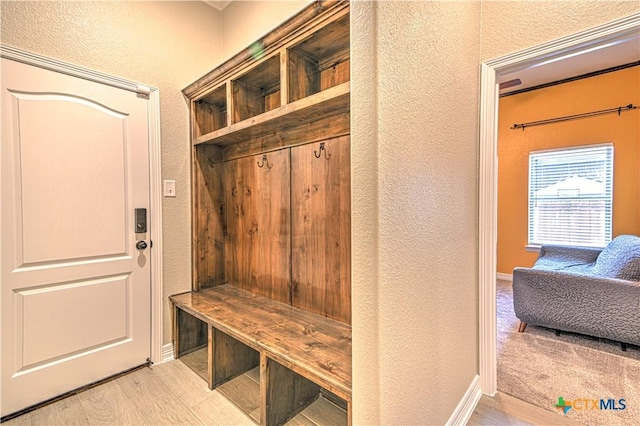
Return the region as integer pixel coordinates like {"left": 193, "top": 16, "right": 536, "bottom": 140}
{"left": 175, "top": 306, "right": 208, "bottom": 357}
{"left": 192, "top": 145, "right": 225, "bottom": 289}
{"left": 291, "top": 136, "right": 351, "bottom": 324}
{"left": 224, "top": 150, "right": 291, "bottom": 303}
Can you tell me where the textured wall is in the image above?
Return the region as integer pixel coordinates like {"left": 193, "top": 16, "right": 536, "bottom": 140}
{"left": 351, "top": 1, "right": 481, "bottom": 423}
{"left": 221, "top": 0, "right": 310, "bottom": 61}
{"left": 497, "top": 67, "right": 640, "bottom": 274}
{"left": 350, "top": 2, "right": 379, "bottom": 423}
{"left": 1, "top": 0, "right": 224, "bottom": 344}
{"left": 352, "top": 0, "right": 640, "bottom": 423}
{"left": 480, "top": 1, "right": 640, "bottom": 60}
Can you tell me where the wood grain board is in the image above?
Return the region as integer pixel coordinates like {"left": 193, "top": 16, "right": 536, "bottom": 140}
{"left": 194, "top": 84, "right": 227, "bottom": 136}
{"left": 261, "top": 353, "right": 320, "bottom": 426}
{"left": 288, "top": 12, "right": 349, "bottom": 69}
{"left": 222, "top": 112, "right": 350, "bottom": 162}
{"left": 235, "top": 54, "right": 281, "bottom": 94}
{"left": 288, "top": 49, "right": 320, "bottom": 103}
{"left": 169, "top": 284, "right": 352, "bottom": 402}
{"left": 176, "top": 307, "right": 208, "bottom": 357}
{"left": 233, "top": 79, "right": 268, "bottom": 123}
{"left": 291, "top": 136, "right": 351, "bottom": 324}
{"left": 320, "top": 59, "right": 349, "bottom": 92}
{"left": 232, "top": 55, "right": 281, "bottom": 123}
{"left": 192, "top": 144, "right": 225, "bottom": 290}
{"left": 211, "top": 326, "right": 260, "bottom": 389}
{"left": 224, "top": 150, "right": 291, "bottom": 304}
{"left": 194, "top": 82, "right": 350, "bottom": 146}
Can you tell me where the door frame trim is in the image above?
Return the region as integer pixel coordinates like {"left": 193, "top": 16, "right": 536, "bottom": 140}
{"left": 1, "top": 44, "right": 164, "bottom": 364}
{"left": 478, "top": 14, "right": 640, "bottom": 395}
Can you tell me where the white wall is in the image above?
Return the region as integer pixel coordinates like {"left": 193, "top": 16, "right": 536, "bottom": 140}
{"left": 221, "top": 0, "right": 310, "bottom": 60}
{"left": 351, "top": 0, "right": 639, "bottom": 423}
{"left": 351, "top": 1, "right": 481, "bottom": 423}
{"left": 350, "top": 1, "right": 380, "bottom": 423}
{"left": 480, "top": 0, "right": 640, "bottom": 61}
{"left": 1, "top": 0, "right": 224, "bottom": 344}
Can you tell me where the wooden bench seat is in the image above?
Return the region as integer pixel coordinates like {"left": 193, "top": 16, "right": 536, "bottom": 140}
{"left": 170, "top": 284, "right": 352, "bottom": 425}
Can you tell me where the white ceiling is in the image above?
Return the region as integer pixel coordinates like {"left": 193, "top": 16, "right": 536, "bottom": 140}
{"left": 499, "top": 29, "right": 640, "bottom": 95}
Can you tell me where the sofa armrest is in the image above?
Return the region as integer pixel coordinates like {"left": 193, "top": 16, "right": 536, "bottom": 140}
{"left": 534, "top": 244, "right": 602, "bottom": 270}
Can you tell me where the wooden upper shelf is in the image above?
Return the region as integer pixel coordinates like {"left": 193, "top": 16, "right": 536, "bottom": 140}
{"left": 194, "top": 81, "right": 349, "bottom": 146}
{"left": 186, "top": 1, "right": 350, "bottom": 148}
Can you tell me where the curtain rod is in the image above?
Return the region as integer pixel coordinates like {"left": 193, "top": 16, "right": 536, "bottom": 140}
{"left": 511, "top": 103, "right": 637, "bottom": 130}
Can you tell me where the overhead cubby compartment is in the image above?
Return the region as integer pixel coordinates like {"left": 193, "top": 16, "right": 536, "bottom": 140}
{"left": 288, "top": 12, "right": 350, "bottom": 103}
{"left": 193, "top": 83, "right": 349, "bottom": 147}
{"left": 232, "top": 54, "right": 281, "bottom": 123}
{"left": 189, "top": 9, "right": 350, "bottom": 149}
{"left": 193, "top": 83, "right": 227, "bottom": 137}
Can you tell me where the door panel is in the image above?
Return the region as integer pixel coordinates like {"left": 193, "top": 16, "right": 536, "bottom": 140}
{"left": 15, "top": 92, "right": 128, "bottom": 264}
{"left": 1, "top": 58, "right": 150, "bottom": 416}
{"left": 18, "top": 275, "right": 130, "bottom": 369}
{"left": 291, "top": 137, "right": 351, "bottom": 324}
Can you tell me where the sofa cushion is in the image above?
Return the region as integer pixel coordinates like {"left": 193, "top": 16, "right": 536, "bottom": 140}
{"left": 592, "top": 234, "right": 640, "bottom": 280}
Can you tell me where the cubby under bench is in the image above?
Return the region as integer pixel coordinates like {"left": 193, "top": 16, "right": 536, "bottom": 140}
{"left": 170, "top": 284, "right": 352, "bottom": 426}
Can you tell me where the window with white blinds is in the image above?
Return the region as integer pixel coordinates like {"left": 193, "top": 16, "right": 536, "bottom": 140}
{"left": 528, "top": 144, "right": 613, "bottom": 248}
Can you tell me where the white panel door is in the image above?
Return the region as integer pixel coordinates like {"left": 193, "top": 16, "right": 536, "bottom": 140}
{"left": 1, "top": 58, "right": 151, "bottom": 416}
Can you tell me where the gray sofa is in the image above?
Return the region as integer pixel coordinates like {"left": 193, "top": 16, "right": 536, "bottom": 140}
{"left": 512, "top": 234, "right": 640, "bottom": 347}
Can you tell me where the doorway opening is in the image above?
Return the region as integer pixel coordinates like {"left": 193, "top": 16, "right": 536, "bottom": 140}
{"left": 479, "top": 14, "right": 640, "bottom": 395}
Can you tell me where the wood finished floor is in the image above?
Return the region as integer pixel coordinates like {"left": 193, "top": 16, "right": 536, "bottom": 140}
{"left": 3, "top": 357, "right": 577, "bottom": 426}
{"left": 469, "top": 393, "right": 580, "bottom": 426}
{"left": 1, "top": 357, "right": 346, "bottom": 426}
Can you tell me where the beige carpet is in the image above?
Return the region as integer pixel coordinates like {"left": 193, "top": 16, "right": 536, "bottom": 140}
{"left": 497, "top": 279, "right": 640, "bottom": 425}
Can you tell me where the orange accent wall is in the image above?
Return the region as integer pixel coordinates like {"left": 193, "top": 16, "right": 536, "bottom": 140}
{"left": 497, "top": 65, "right": 640, "bottom": 274}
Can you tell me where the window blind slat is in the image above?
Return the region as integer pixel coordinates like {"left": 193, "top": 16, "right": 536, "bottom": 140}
{"left": 528, "top": 144, "right": 613, "bottom": 247}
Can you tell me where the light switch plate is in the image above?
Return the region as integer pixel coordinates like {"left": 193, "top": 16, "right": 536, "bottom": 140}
{"left": 164, "top": 180, "right": 176, "bottom": 197}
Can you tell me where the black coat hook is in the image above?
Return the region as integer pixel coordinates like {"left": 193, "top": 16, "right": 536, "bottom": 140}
{"left": 314, "top": 142, "right": 330, "bottom": 160}
{"left": 257, "top": 154, "right": 272, "bottom": 169}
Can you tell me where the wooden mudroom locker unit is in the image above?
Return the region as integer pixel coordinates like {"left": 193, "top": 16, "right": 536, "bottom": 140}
{"left": 170, "top": 1, "right": 352, "bottom": 425}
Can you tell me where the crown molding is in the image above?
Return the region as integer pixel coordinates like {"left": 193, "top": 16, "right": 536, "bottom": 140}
{"left": 202, "top": 1, "right": 232, "bottom": 11}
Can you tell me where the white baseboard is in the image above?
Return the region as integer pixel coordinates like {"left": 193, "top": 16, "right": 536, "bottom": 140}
{"left": 446, "top": 375, "right": 482, "bottom": 426}
{"left": 160, "top": 343, "right": 174, "bottom": 364}
{"left": 496, "top": 272, "right": 513, "bottom": 282}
